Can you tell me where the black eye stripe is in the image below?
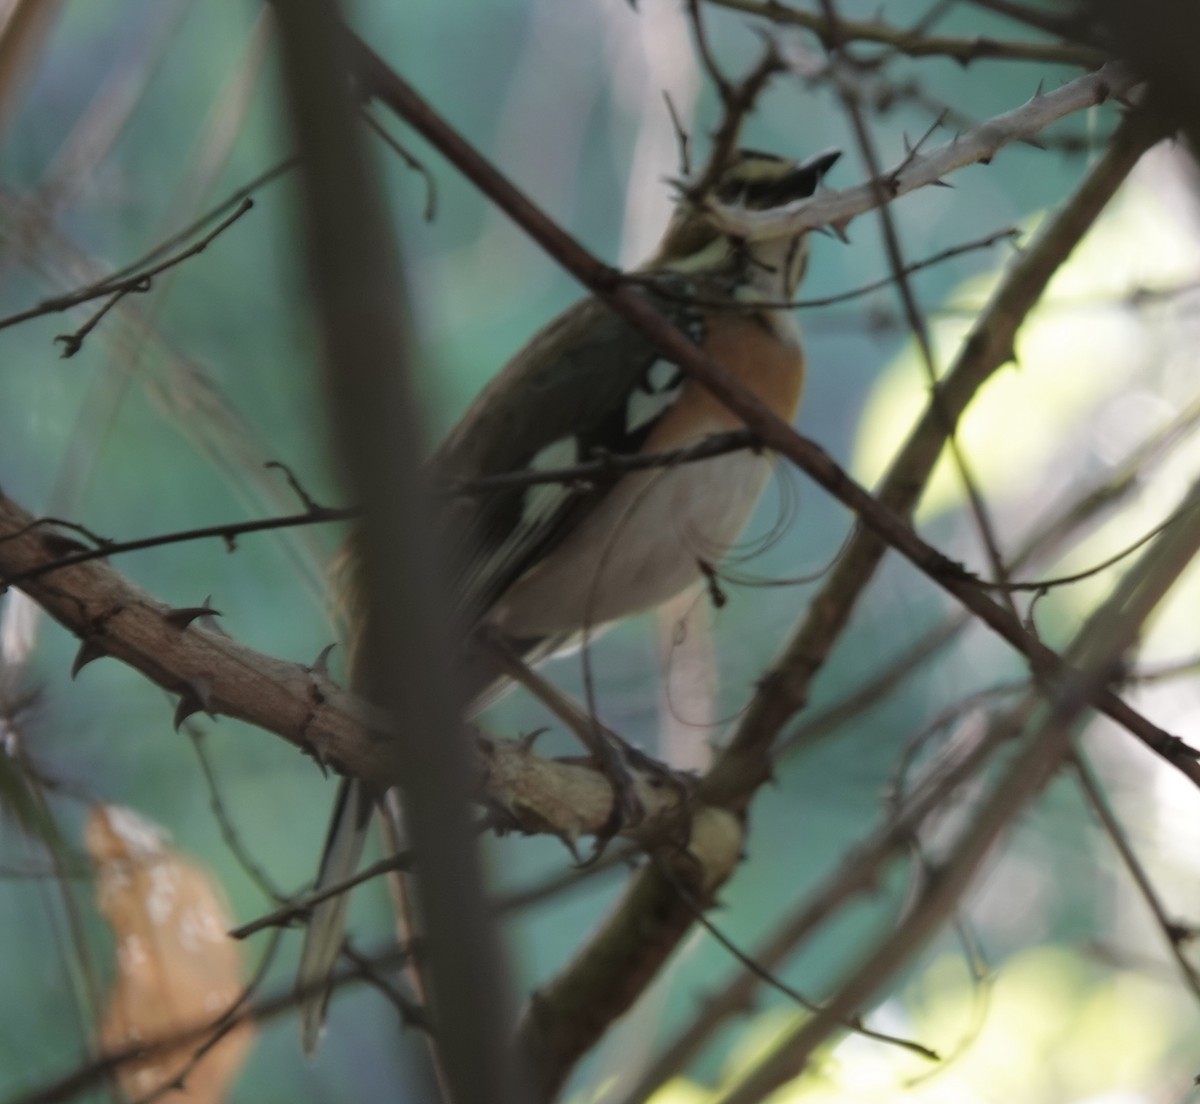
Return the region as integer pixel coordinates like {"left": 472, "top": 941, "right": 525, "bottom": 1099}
{"left": 738, "top": 174, "right": 816, "bottom": 207}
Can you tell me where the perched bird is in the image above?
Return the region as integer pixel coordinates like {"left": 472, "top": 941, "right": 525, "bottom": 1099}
{"left": 297, "top": 147, "right": 841, "bottom": 1050}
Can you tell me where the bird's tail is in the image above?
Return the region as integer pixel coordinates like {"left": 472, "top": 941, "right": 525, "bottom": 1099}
{"left": 297, "top": 776, "right": 376, "bottom": 1055}
{"left": 294, "top": 626, "right": 561, "bottom": 1053}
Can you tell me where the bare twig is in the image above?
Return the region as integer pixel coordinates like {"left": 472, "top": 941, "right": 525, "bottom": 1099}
{"left": 818, "top": 0, "right": 1022, "bottom": 632}
{"left": 0, "top": 197, "right": 254, "bottom": 340}
{"left": 229, "top": 850, "right": 413, "bottom": 939}
{"left": 1072, "top": 752, "right": 1200, "bottom": 1001}
{"left": 1, "top": 432, "right": 758, "bottom": 583}
{"left": 711, "top": 475, "right": 1200, "bottom": 1104}
{"left": 703, "top": 0, "right": 1104, "bottom": 68}
{"left": 359, "top": 107, "right": 438, "bottom": 221}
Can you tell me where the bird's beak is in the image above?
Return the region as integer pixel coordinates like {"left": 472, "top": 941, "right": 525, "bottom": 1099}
{"left": 781, "top": 148, "right": 842, "bottom": 200}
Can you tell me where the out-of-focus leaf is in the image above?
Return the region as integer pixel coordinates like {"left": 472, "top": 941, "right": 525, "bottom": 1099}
{"left": 87, "top": 803, "right": 255, "bottom": 1104}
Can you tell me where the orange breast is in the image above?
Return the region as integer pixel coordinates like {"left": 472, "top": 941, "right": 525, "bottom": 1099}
{"left": 643, "top": 312, "right": 806, "bottom": 450}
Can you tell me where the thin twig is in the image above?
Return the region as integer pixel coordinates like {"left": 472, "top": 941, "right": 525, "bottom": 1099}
{"left": 1, "top": 432, "right": 757, "bottom": 583}
{"left": 359, "top": 107, "right": 438, "bottom": 221}
{"left": 819, "top": 0, "right": 1024, "bottom": 633}
{"left": 229, "top": 850, "right": 413, "bottom": 939}
{"left": 1072, "top": 751, "right": 1200, "bottom": 1002}
{"left": 702, "top": 0, "right": 1104, "bottom": 67}
{"left": 654, "top": 857, "right": 940, "bottom": 1060}
{"left": 186, "top": 726, "right": 287, "bottom": 903}
{"left": 0, "top": 197, "right": 255, "bottom": 339}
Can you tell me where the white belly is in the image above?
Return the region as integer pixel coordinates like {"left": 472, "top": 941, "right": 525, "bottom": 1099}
{"left": 487, "top": 444, "right": 774, "bottom": 638}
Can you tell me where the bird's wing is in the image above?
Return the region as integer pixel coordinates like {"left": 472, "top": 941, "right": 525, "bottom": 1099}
{"left": 432, "top": 281, "right": 705, "bottom": 622}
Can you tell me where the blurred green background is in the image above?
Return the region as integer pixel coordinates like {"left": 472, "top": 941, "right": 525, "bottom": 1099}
{"left": 1, "top": 1, "right": 1199, "bottom": 1102}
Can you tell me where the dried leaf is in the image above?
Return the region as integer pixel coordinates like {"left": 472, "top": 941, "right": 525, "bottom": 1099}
{"left": 87, "top": 804, "right": 255, "bottom": 1103}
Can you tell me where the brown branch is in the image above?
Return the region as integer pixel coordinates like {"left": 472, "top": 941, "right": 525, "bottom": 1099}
{"left": 819, "top": 0, "right": 1023, "bottom": 636}
{"left": 964, "top": 0, "right": 1090, "bottom": 38}
{"left": 0, "top": 490, "right": 692, "bottom": 843}
{"left": 682, "top": 19, "right": 785, "bottom": 202}
{"left": 712, "top": 474, "right": 1200, "bottom": 1104}
{"left": 347, "top": 58, "right": 1182, "bottom": 797}
{"left": 705, "top": 109, "right": 1171, "bottom": 811}
{"left": 1072, "top": 751, "right": 1200, "bottom": 1002}
{"left": 703, "top": 0, "right": 1105, "bottom": 68}
{"left": 612, "top": 691, "right": 1020, "bottom": 1104}
{"left": 3, "top": 433, "right": 759, "bottom": 583}
{"left": 347, "top": 43, "right": 1183, "bottom": 1096}
{"left": 1, "top": 504, "right": 355, "bottom": 583}
{"left": 782, "top": 385, "right": 1200, "bottom": 759}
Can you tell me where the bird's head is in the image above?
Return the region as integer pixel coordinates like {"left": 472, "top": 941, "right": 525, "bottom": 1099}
{"left": 654, "top": 148, "right": 841, "bottom": 298}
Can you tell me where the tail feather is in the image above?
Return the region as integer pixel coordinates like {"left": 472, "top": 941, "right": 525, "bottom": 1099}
{"left": 297, "top": 777, "right": 375, "bottom": 1055}
{"left": 296, "top": 625, "right": 562, "bottom": 1053}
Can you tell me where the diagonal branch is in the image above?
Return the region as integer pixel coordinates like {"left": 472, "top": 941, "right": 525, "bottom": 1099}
{"left": 712, "top": 474, "right": 1200, "bottom": 1104}
{"left": 707, "top": 62, "right": 1139, "bottom": 243}
{"left": 705, "top": 108, "right": 1169, "bottom": 809}
{"left": 346, "top": 41, "right": 1183, "bottom": 1097}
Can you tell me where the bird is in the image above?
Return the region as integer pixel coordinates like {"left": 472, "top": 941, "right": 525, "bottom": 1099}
{"left": 296, "top": 146, "right": 841, "bottom": 1051}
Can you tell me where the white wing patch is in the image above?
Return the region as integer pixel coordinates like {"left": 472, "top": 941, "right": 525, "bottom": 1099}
{"left": 459, "top": 435, "right": 581, "bottom": 610}
{"left": 626, "top": 358, "right": 683, "bottom": 434}
{"left": 521, "top": 437, "right": 579, "bottom": 522}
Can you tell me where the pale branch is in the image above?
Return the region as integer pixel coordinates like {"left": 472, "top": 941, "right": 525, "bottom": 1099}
{"left": 629, "top": 226, "right": 1020, "bottom": 311}
{"left": 706, "top": 62, "right": 1139, "bottom": 244}
{"left": 0, "top": 490, "right": 694, "bottom": 848}
{"left": 702, "top": 0, "right": 1105, "bottom": 68}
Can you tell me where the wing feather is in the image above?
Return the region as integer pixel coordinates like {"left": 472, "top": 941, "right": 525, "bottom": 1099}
{"left": 433, "top": 282, "right": 703, "bottom": 621}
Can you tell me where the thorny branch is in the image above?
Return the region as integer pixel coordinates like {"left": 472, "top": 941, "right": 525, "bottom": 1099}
{"left": 345, "top": 58, "right": 1182, "bottom": 796}
{"left": 707, "top": 63, "right": 1138, "bottom": 242}
{"left": 3, "top": 8, "right": 1192, "bottom": 1103}
{"left": 0, "top": 490, "right": 696, "bottom": 846}
{"left": 137, "top": 32, "right": 1177, "bottom": 1101}
{"left": 710, "top": 474, "right": 1200, "bottom": 1104}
